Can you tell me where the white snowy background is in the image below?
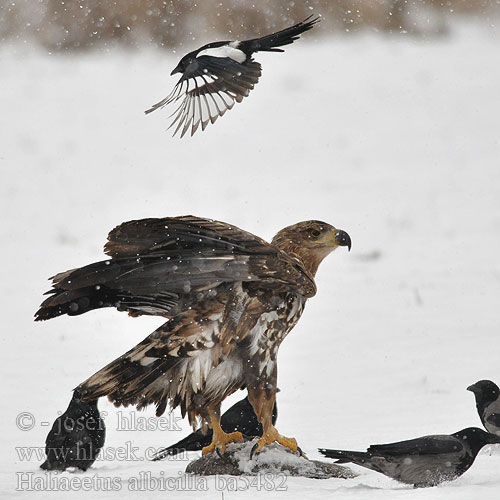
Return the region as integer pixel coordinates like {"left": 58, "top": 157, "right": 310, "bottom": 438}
{"left": 1, "top": 11, "right": 500, "bottom": 500}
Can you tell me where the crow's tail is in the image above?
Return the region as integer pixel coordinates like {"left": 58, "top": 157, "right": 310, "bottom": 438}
{"left": 318, "top": 448, "right": 370, "bottom": 465}
{"left": 152, "top": 429, "right": 212, "bottom": 460}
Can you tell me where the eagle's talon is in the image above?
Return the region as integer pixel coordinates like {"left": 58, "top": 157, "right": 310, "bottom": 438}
{"left": 297, "top": 446, "right": 303, "bottom": 457}
{"left": 251, "top": 425, "right": 299, "bottom": 456}
{"left": 202, "top": 430, "right": 244, "bottom": 456}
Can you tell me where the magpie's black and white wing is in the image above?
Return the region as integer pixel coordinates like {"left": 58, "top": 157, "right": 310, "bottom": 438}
{"left": 146, "top": 56, "right": 261, "bottom": 138}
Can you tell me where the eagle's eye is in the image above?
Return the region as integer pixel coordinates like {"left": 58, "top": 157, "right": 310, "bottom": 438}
{"left": 310, "top": 229, "right": 321, "bottom": 238}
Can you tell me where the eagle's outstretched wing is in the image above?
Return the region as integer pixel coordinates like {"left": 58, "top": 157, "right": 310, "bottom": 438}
{"left": 104, "top": 215, "right": 270, "bottom": 258}
{"left": 35, "top": 216, "right": 315, "bottom": 321}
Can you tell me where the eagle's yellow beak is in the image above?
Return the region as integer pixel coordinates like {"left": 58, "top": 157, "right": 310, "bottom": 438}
{"left": 319, "top": 229, "right": 351, "bottom": 251}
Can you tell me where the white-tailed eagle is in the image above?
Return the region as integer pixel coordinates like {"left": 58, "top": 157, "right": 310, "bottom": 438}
{"left": 36, "top": 216, "right": 350, "bottom": 455}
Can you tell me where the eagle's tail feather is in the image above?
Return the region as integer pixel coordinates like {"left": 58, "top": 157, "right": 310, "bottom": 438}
{"left": 74, "top": 299, "right": 234, "bottom": 427}
{"left": 75, "top": 320, "right": 202, "bottom": 421}
{"left": 76, "top": 340, "right": 179, "bottom": 415}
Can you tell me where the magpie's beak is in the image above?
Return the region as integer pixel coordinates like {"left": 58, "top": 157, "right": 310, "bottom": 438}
{"left": 334, "top": 229, "right": 352, "bottom": 252}
{"left": 170, "top": 66, "right": 182, "bottom": 76}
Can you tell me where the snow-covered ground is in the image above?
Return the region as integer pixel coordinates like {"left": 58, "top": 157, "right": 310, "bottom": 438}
{"left": 2, "top": 22, "right": 500, "bottom": 499}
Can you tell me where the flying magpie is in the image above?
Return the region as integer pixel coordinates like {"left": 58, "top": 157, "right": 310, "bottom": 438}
{"left": 40, "top": 391, "right": 105, "bottom": 471}
{"left": 152, "top": 395, "right": 277, "bottom": 460}
{"left": 319, "top": 427, "right": 500, "bottom": 488}
{"left": 145, "top": 16, "right": 320, "bottom": 137}
{"left": 468, "top": 380, "right": 500, "bottom": 436}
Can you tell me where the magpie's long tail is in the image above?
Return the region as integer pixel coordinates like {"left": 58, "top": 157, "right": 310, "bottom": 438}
{"left": 240, "top": 15, "right": 320, "bottom": 54}
{"left": 318, "top": 448, "right": 370, "bottom": 465}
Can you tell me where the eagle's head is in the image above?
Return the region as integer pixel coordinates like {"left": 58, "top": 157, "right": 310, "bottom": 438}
{"left": 272, "top": 221, "right": 351, "bottom": 276}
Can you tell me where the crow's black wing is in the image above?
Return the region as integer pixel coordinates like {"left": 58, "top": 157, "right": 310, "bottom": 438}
{"left": 220, "top": 397, "right": 261, "bottom": 435}
{"left": 145, "top": 58, "right": 261, "bottom": 137}
{"left": 368, "top": 435, "right": 463, "bottom": 456}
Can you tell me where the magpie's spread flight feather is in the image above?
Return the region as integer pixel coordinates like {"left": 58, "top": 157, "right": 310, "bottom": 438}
{"left": 145, "top": 16, "right": 320, "bottom": 137}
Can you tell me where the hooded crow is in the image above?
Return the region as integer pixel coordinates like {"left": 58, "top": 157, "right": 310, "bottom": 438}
{"left": 145, "top": 16, "right": 320, "bottom": 137}
{"left": 467, "top": 380, "right": 500, "bottom": 436}
{"left": 152, "top": 395, "right": 277, "bottom": 460}
{"left": 319, "top": 427, "right": 500, "bottom": 487}
{"left": 40, "top": 391, "right": 105, "bottom": 471}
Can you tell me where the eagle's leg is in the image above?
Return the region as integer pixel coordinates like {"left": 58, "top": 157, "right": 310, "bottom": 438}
{"left": 248, "top": 384, "right": 298, "bottom": 456}
{"left": 201, "top": 406, "right": 244, "bottom": 455}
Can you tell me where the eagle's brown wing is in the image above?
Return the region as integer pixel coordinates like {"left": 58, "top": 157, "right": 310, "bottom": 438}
{"left": 35, "top": 216, "right": 315, "bottom": 321}
{"left": 77, "top": 282, "right": 267, "bottom": 423}
{"left": 104, "top": 215, "right": 271, "bottom": 259}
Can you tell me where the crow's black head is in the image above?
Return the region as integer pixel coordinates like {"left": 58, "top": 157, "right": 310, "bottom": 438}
{"left": 467, "top": 380, "right": 499, "bottom": 406}
{"left": 453, "top": 427, "right": 500, "bottom": 456}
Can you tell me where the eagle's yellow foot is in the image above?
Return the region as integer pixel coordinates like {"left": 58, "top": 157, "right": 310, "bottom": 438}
{"left": 202, "top": 430, "right": 244, "bottom": 455}
{"left": 250, "top": 426, "right": 299, "bottom": 459}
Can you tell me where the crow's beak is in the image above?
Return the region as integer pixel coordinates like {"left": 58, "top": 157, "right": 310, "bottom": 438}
{"left": 334, "top": 229, "right": 351, "bottom": 252}
{"left": 467, "top": 384, "right": 479, "bottom": 393}
{"left": 487, "top": 433, "right": 500, "bottom": 444}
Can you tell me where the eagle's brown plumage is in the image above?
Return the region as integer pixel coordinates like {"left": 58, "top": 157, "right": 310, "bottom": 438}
{"left": 36, "top": 216, "right": 351, "bottom": 454}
